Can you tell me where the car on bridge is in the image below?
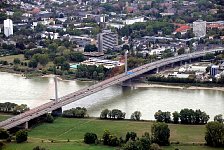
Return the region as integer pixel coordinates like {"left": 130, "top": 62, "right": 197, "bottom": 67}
{"left": 127, "top": 72, "right": 134, "bottom": 75}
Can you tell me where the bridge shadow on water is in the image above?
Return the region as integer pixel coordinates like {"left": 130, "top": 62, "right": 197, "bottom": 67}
{"left": 62, "top": 84, "right": 148, "bottom": 116}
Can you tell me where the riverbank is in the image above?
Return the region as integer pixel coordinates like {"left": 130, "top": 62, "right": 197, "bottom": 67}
{"left": 128, "top": 82, "right": 224, "bottom": 92}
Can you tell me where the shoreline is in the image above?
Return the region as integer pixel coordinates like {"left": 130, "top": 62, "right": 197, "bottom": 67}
{"left": 128, "top": 82, "right": 224, "bottom": 92}
{"left": 1, "top": 71, "right": 224, "bottom": 92}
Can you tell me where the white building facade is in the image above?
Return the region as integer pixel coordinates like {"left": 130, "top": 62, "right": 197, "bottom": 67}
{"left": 193, "top": 20, "right": 206, "bottom": 37}
{"left": 97, "top": 30, "right": 118, "bottom": 52}
{"left": 125, "top": 17, "right": 144, "bottom": 25}
{"left": 4, "top": 19, "right": 13, "bottom": 37}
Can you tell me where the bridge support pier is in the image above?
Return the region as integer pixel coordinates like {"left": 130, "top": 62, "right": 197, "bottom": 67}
{"left": 52, "top": 107, "right": 62, "bottom": 116}
{"left": 189, "top": 59, "right": 191, "bottom": 64}
{"left": 122, "top": 79, "right": 133, "bottom": 87}
{"left": 180, "top": 61, "right": 183, "bottom": 66}
{"left": 156, "top": 67, "right": 159, "bottom": 73}
{"left": 23, "top": 121, "right": 28, "bottom": 129}
{"left": 171, "top": 63, "right": 174, "bottom": 68}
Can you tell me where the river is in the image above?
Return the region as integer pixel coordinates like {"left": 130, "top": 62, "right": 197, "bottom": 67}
{"left": 0, "top": 72, "right": 224, "bottom": 120}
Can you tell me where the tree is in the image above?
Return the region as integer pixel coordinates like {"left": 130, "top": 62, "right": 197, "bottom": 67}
{"left": 45, "top": 113, "right": 54, "bottom": 123}
{"left": 177, "top": 48, "right": 185, "bottom": 55}
{"left": 48, "top": 43, "right": 58, "bottom": 52}
{"left": 130, "top": 111, "right": 142, "bottom": 121}
{"left": 36, "top": 54, "right": 49, "bottom": 66}
{"left": 13, "top": 58, "right": 21, "bottom": 65}
{"left": 205, "top": 122, "right": 224, "bottom": 147}
{"left": 103, "top": 130, "right": 111, "bottom": 145}
{"left": 172, "top": 111, "right": 180, "bottom": 124}
{"left": 84, "top": 132, "right": 98, "bottom": 144}
{"left": 33, "top": 146, "right": 47, "bottom": 150}
{"left": 0, "top": 141, "right": 4, "bottom": 150}
{"left": 100, "top": 109, "right": 110, "bottom": 119}
{"left": 70, "top": 52, "right": 85, "bottom": 62}
{"left": 108, "top": 135, "right": 120, "bottom": 146}
{"left": 214, "top": 114, "right": 223, "bottom": 123}
{"left": 62, "top": 107, "right": 87, "bottom": 118}
{"left": 15, "top": 130, "right": 28, "bottom": 143}
{"left": 84, "top": 44, "right": 98, "bottom": 52}
{"left": 151, "top": 122, "right": 170, "bottom": 146}
{"left": 203, "top": 53, "right": 215, "bottom": 60}
{"left": 123, "top": 134, "right": 151, "bottom": 150}
{"left": 35, "top": 23, "right": 46, "bottom": 33}
{"left": 150, "top": 143, "right": 161, "bottom": 150}
{"left": 111, "top": 109, "right": 126, "bottom": 119}
{"left": 179, "top": 108, "right": 195, "bottom": 124}
{"left": 54, "top": 56, "right": 66, "bottom": 66}
{"left": 175, "top": 32, "right": 181, "bottom": 39}
{"left": 61, "top": 62, "right": 70, "bottom": 71}
{"left": 139, "top": 136, "right": 151, "bottom": 150}
{"left": 13, "top": 104, "right": 29, "bottom": 114}
{"left": 0, "top": 128, "right": 9, "bottom": 139}
{"left": 122, "top": 44, "right": 130, "bottom": 50}
{"left": 28, "top": 59, "right": 38, "bottom": 68}
{"left": 179, "top": 108, "right": 209, "bottom": 124}
{"left": 123, "top": 140, "right": 143, "bottom": 150}
{"left": 154, "top": 110, "right": 171, "bottom": 123}
{"left": 125, "top": 132, "right": 137, "bottom": 142}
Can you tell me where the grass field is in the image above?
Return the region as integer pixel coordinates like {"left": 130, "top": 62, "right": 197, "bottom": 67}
{"left": 0, "top": 54, "right": 25, "bottom": 63}
{"left": 27, "top": 118, "right": 205, "bottom": 143}
{"left": 0, "top": 114, "right": 11, "bottom": 121}
{"left": 3, "top": 118, "right": 224, "bottom": 150}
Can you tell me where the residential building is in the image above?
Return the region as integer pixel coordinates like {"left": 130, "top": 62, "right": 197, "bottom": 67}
{"left": 69, "top": 36, "right": 94, "bottom": 47}
{"left": 97, "top": 30, "right": 118, "bottom": 52}
{"left": 210, "top": 65, "right": 219, "bottom": 77}
{"left": 4, "top": 19, "right": 13, "bottom": 37}
{"left": 193, "top": 20, "right": 206, "bottom": 37}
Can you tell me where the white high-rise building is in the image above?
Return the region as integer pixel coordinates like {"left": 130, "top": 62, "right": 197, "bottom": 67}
{"left": 97, "top": 30, "right": 118, "bottom": 52}
{"left": 4, "top": 19, "right": 13, "bottom": 37}
{"left": 100, "top": 16, "right": 105, "bottom": 23}
{"left": 193, "top": 20, "right": 206, "bottom": 38}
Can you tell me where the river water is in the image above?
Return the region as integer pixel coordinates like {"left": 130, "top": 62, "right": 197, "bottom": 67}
{"left": 0, "top": 72, "right": 224, "bottom": 120}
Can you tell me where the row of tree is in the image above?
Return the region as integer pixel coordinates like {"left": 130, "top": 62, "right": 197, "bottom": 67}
{"left": 119, "top": 21, "right": 174, "bottom": 38}
{"left": 0, "top": 102, "right": 29, "bottom": 115}
{"left": 84, "top": 122, "right": 170, "bottom": 149}
{"left": 100, "top": 109, "right": 126, "bottom": 120}
{"left": 62, "top": 107, "right": 87, "bottom": 118}
{"left": 155, "top": 109, "right": 210, "bottom": 124}
{"left": 76, "top": 64, "right": 109, "bottom": 80}
{"left": 147, "top": 76, "right": 195, "bottom": 83}
{"left": 0, "top": 128, "right": 27, "bottom": 143}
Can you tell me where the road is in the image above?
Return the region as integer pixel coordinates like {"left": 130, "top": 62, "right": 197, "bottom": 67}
{"left": 0, "top": 48, "right": 223, "bottom": 129}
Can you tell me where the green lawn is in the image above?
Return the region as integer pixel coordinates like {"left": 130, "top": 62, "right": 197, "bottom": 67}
{"left": 163, "top": 145, "right": 224, "bottom": 150}
{"left": 28, "top": 118, "right": 205, "bottom": 143}
{"left": 4, "top": 142, "right": 114, "bottom": 150}
{"left": 0, "top": 114, "right": 11, "bottom": 121}
{"left": 3, "top": 118, "right": 223, "bottom": 150}
{"left": 0, "top": 54, "right": 25, "bottom": 63}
